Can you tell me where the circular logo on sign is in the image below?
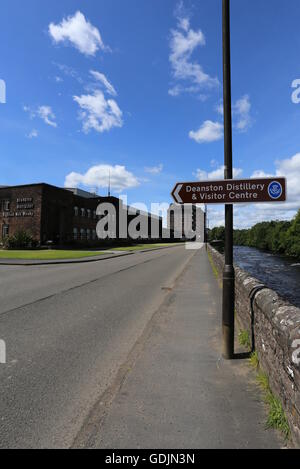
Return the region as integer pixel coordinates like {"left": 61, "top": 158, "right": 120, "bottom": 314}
{"left": 268, "top": 181, "right": 283, "bottom": 200}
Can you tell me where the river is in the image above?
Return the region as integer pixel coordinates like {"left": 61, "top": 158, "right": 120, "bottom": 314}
{"left": 233, "top": 246, "right": 300, "bottom": 308}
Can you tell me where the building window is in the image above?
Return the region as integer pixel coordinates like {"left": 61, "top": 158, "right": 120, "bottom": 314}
{"left": 80, "top": 229, "right": 86, "bottom": 240}
{"left": 74, "top": 207, "right": 79, "bottom": 217}
{"left": 1, "top": 200, "right": 10, "bottom": 212}
{"left": 92, "top": 230, "right": 97, "bottom": 241}
{"left": 87, "top": 209, "right": 91, "bottom": 219}
{"left": 81, "top": 208, "right": 85, "bottom": 218}
{"left": 2, "top": 225, "right": 9, "bottom": 239}
{"left": 73, "top": 228, "right": 78, "bottom": 240}
{"left": 93, "top": 210, "right": 97, "bottom": 219}
{"left": 86, "top": 229, "right": 91, "bottom": 240}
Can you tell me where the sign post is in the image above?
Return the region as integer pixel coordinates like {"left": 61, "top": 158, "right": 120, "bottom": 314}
{"left": 222, "top": 0, "right": 235, "bottom": 359}
{"left": 171, "top": 178, "right": 287, "bottom": 205}
{"left": 171, "top": 0, "right": 287, "bottom": 361}
{"left": 171, "top": 175, "right": 287, "bottom": 358}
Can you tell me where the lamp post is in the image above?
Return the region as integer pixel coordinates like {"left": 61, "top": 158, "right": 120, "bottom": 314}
{"left": 222, "top": 0, "right": 235, "bottom": 359}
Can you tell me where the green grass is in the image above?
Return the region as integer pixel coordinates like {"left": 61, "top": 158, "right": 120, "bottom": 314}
{"left": 257, "top": 370, "right": 270, "bottom": 392}
{"left": 248, "top": 353, "right": 291, "bottom": 440}
{"left": 113, "top": 243, "right": 179, "bottom": 252}
{"left": 207, "top": 251, "right": 222, "bottom": 288}
{"left": 266, "top": 392, "right": 290, "bottom": 439}
{"left": 0, "top": 243, "right": 180, "bottom": 259}
{"left": 235, "top": 326, "right": 291, "bottom": 440}
{"left": 0, "top": 250, "right": 105, "bottom": 260}
{"left": 256, "top": 371, "right": 290, "bottom": 439}
{"left": 238, "top": 330, "right": 251, "bottom": 350}
{"left": 249, "top": 351, "right": 259, "bottom": 369}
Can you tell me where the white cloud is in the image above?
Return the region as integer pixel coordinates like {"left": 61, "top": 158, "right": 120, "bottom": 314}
{"left": 27, "top": 129, "right": 38, "bottom": 139}
{"left": 53, "top": 62, "right": 83, "bottom": 84}
{"left": 215, "top": 95, "right": 252, "bottom": 132}
{"left": 251, "top": 170, "right": 274, "bottom": 179}
{"left": 24, "top": 105, "right": 57, "bottom": 128}
{"left": 73, "top": 90, "right": 123, "bottom": 134}
{"left": 215, "top": 101, "right": 224, "bottom": 115}
{"left": 168, "top": 86, "right": 181, "bottom": 97}
{"left": 144, "top": 164, "right": 164, "bottom": 175}
{"left": 90, "top": 70, "right": 117, "bottom": 96}
{"left": 49, "top": 11, "right": 108, "bottom": 56}
{"left": 169, "top": 8, "right": 218, "bottom": 96}
{"left": 189, "top": 120, "right": 223, "bottom": 144}
{"left": 37, "top": 106, "right": 57, "bottom": 128}
{"left": 55, "top": 76, "right": 63, "bottom": 83}
{"left": 64, "top": 164, "right": 139, "bottom": 192}
{"left": 233, "top": 95, "right": 252, "bottom": 132}
{"left": 252, "top": 153, "right": 300, "bottom": 211}
{"left": 194, "top": 165, "right": 243, "bottom": 181}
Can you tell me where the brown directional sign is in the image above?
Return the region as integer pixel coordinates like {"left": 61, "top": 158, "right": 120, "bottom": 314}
{"left": 171, "top": 178, "right": 287, "bottom": 205}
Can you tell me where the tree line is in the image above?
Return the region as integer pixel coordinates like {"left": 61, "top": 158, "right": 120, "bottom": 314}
{"left": 208, "top": 209, "right": 300, "bottom": 258}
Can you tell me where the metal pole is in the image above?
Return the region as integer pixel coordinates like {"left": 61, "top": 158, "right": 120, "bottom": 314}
{"left": 204, "top": 205, "right": 207, "bottom": 243}
{"left": 222, "top": 0, "right": 235, "bottom": 359}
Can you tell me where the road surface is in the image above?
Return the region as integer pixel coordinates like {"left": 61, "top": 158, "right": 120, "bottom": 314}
{"left": 0, "top": 246, "right": 193, "bottom": 449}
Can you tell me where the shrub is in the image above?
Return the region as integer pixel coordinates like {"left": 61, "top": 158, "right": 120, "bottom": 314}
{"left": 3, "top": 230, "right": 38, "bottom": 249}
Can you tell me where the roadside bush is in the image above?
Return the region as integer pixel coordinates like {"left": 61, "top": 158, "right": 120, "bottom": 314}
{"left": 3, "top": 230, "right": 38, "bottom": 250}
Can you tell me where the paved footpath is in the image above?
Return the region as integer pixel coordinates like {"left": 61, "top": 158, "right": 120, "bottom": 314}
{"left": 77, "top": 248, "right": 282, "bottom": 449}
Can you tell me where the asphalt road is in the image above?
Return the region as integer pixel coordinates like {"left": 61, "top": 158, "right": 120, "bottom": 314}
{"left": 0, "top": 246, "right": 194, "bottom": 449}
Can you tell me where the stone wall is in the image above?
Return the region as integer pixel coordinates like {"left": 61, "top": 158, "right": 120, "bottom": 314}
{"left": 208, "top": 245, "right": 300, "bottom": 447}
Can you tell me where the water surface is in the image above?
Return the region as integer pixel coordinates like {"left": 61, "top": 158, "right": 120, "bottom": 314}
{"left": 234, "top": 246, "right": 300, "bottom": 308}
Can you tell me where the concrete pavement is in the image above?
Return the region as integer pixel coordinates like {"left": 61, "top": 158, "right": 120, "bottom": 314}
{"left": 75, "top": 248, "right": 282, "bottom": 449}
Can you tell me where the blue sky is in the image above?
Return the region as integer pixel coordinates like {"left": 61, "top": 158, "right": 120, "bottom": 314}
{"left": 0, "top": 0, "right": 300, "bottom": 227}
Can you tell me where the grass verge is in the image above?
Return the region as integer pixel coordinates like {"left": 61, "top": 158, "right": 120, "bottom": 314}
{"left": 0, "top": 250, "right": 105, "bottom": 260}
{"left": 207, "top": 250, "right": 222, "bottom": 287}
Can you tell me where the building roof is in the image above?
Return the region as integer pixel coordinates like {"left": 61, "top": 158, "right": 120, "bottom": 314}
{"left": 65, "top": 188, "right": 99, "bottom": 199}
{"left": 0, "top": 182, "right": 61, "bottom": 191}
{"left": 0, "top": 183, "right": 99, "bottom": 200}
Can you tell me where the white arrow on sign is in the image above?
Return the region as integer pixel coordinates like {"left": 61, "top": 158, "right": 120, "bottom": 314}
{"left": 173, "top": 184, "right": 183, "bottom": 203}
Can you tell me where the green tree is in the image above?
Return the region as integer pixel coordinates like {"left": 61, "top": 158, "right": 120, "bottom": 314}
{"left": 285, "top": 210, "right": 300, "bottom": 258}
{"left": 209, "top": 226, "right": 225, "bottom": 242}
